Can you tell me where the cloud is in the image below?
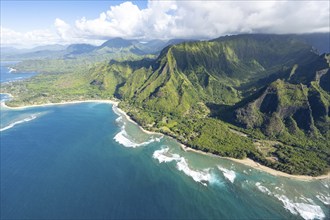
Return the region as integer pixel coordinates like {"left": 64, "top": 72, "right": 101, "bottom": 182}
{"left": 62, "top": 0, "right": 330, "bottom": 41}
{"left": 1, "top": 0, "right": 329, "bottom": 47}
{"left": 55, "top": 18, "right": 72, "bottom": 40}
{"left": 0, "top": 26, "right": 60, "bottom": 48}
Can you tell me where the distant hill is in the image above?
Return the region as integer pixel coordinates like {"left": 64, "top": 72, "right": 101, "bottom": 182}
{"left": 1, "top": 38, "right": 198, "bottom": 61}
{"left": 66, "top": 44, "right": 96, "bottom": 55}
{"left": 99, "top": 37, "right": 134, "bottom": 48}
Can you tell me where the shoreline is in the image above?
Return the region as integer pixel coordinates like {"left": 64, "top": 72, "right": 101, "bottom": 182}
{"left": 0, "top": 92, "right": 13, "bottom": 97}
{"left": 1, "top": 99, "right": 119, "bottom": 110}
{"left": 112, "top": 106, "right": 164, "bottom": 136}
{"left": 180, "top": 144, "right": 330, "bottom": 181}
{"left": 1, "top": 95, "right": 329, "bottom": 181}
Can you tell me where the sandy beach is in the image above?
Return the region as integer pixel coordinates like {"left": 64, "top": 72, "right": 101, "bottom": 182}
{"left": 180, "top": 144, "right": 330, "bottom": 181}
{"left": 1, "top": 99, "right": 119, "bottom": 110}
{"left": 1, "top": 94, "right": 329, "bottom": 181}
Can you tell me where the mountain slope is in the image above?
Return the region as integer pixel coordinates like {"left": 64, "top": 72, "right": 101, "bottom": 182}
{"left": 118, "top": 34, "right": 320, "bottom": 115}
{"left": 233, "top": 54, "right": 330, "bottom": 136}
{"left": 3, "top": 33, "right": 330, "bottom": 176}
{"left": 115, "top": 34, "right": 330, "bottom": 175}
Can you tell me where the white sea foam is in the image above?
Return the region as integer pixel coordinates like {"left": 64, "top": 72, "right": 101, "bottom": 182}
{"left": 8, "top": 67, "right": 17, "bottom": 73}
{"left": 217, "top": 166, "right": 236, "bottom": 183}
{"left": 176, "top": 158, "right": 212, "bottom": 186}
{"left": 154, "top": 136, "right": 163, "bottom": 142}
{"left": 316, "top": 194, "right": 330, "bottom": 205}
{"left": 113, "top": 105, "right": 163, "bottom": 148}
{"left": 0, "top": 114, "right": 40, "bottom": 132}
{"left": 152, "top": 147, "right": 181, "bottom": 163}
{"left": 112, "top": 105, "right": 121, "bottom": 116}
{"left": 153, "top": 147, "right": 213, "bottom": 186}
{"left": 114, "top": 127, "right": 139, "bottom": 147}
{"left": 115, "top": 115, "right": 123, "bottom": 122}
{"left": 274, "top": 195, "right": 325, "bottom": 220}
{"left": 255, "top": 182, "right": 272, "bottom": 195}
{"left": 113, "top": 127, "right": 160, "bottom": 148}
{"left": 254, "top": 182, "right": 325, "bottom": 219}
{"left": 113, "top": 116, "right": 163, "bottom": 149}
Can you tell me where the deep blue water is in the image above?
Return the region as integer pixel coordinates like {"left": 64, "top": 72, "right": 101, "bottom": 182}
{"left": 0, "top": 63, "right": 329, "bottom": 219}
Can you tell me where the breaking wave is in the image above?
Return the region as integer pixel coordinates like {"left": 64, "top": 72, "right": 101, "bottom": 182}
{"left": 255, "top": 182, "right": 272, "bottom": 195}
{"left": 275, "top": 195, "right": 325, "bottom": 220}
{"left": 114, "top": 125, "right": 162, "bottom": 148}
{"left": 153, "top": 147, "right": 181, "bottom": 163}
{"left": 153, "top": 146, "right": 214, "bottom": 186}
{"left": 255, "top": 182, "right": 325, "bottom": 220}
{"left": 113, "top": 106, "right": 163, "bottom": 148}
{"left": 176, "top": 158, "right": 212, "bottom": 186}
{"left": 316, "top": 194, "right": 330, "bottom": 205}
{"left": 0, "top": 114, "right": 40, "bottom": 132}
{"left": 217, "top": 166, "right": 236, "bottom": 183}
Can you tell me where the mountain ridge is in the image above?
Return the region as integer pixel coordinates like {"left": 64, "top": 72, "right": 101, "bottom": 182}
{"left": 2, "top": 33, "right": 330, "bottom": 176}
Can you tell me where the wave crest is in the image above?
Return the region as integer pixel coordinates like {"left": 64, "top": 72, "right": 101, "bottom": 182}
{"left": 275, "top": 195, "right": 325, "bottom": 220}
{"left": 153, "top": 147, "right": 214, "bottom": 186}
{"left": 316, "top": 194, "right": 330, "bottom": 205}
{"left": 114, "top": 127, "right": 161, "bottom": 148}
{"left": 153, "top": 147, "right": 181, "bottom": 163}
{"left": 113, "top": 106, "right": 163, "bottom": 148}
{"left": 217, "top": 166, "right": 236, "bottom": 183}
{"left": 255, "top": 182, "right": 325, "bottom": 220}
{"left": 0, "top": 113, "right": 40, "bottom": 132}
{"left": 176, "top": 158, "right": 212, "bottom": 186}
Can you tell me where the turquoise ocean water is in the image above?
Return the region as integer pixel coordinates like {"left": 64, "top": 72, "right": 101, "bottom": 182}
{"left": 1, "top": 63, "right": 329, "bottom": 219}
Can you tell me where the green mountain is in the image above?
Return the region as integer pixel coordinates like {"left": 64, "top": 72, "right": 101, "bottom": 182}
{"left": 115, "top": 34, "right": 330, "bottom": 176}
{"left": 233, "top": 54, "right": 330, "bottom": 135}
{"left": 118, "top": 34, "right": 319, "bottom": 113}
{"left": 3, "top": 33, "right": 330, "bottom": 176}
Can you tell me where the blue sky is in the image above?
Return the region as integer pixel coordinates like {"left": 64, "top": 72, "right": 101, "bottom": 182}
{"left": 1, "top": 1, "right": 148, "bottom": 32}
{"left": 1, "top": 0, "right": 329, "bottom": 48}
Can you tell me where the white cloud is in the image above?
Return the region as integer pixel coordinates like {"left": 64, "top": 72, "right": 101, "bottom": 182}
{"left": 55, "top": 18, "right": 72, "bottom": 40}
{"left": 1, "top": 0, "right": 329, "bottom": 47}
{"left": 0, "top": 26, "right": 60, "bottom": 48}
{"left": 67, "top": 0, "right": 330, "bottom": 40}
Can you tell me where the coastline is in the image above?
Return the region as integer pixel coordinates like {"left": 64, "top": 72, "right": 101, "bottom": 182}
{"left": 0, "top": 93, "right": 13, "bottom": 98}
{"left": 227, "top": 157, "right": 330, "bottom": 181}
{"left": 1, "top": 99, "right": 119, "bottom": 110}
{"left": 1, "top": 95, "right": 329, "bottom": 181}
{"left": 180, "top": 144, "right": 330, "bottom": 181}
{"left": 112, "top": 106, "right": 164, "bottom": 136}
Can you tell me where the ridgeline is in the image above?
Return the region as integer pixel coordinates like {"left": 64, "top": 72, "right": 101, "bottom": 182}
{"left": 2, "top": 34, "right": 330, "bottom": 176}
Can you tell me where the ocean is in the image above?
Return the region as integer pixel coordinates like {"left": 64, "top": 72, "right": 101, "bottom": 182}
{"left": 0, "top": 63, "right": 329, "bottom": 219}
{"left": 0, "top": 61, "right": 36, "bottom": 83}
